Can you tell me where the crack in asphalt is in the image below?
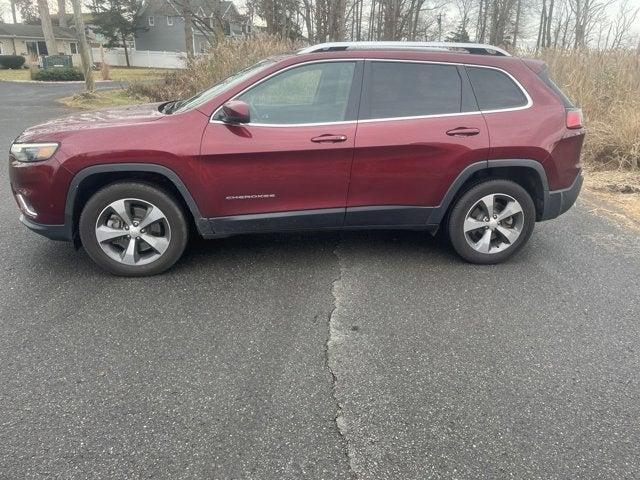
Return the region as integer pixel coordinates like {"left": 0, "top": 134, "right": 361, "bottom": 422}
{"left": 327, "top": 237, "right": 358, "bottom": 479}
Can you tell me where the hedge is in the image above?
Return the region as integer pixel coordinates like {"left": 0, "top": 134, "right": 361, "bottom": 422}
{"left": 31, "top": 67, "right": 84, "bottom": 81}
{"left": 0, "top": 55, "right": 26, "bottom": 70}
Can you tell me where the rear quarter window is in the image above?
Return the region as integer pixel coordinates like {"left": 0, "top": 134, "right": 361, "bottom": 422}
{"left": 466, "top": 66, "right": 529, "bottom": 111}
{"left": 539, "top": 69, "right": 576, "bottom": 108}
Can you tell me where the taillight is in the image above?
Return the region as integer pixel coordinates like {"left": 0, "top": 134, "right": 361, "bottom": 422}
{"left": 566, "top": 109, "right": 584, "bottom": 129}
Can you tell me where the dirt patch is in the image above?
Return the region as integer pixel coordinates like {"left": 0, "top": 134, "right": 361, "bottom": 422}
{"left": 583, "top": 170, "right": 640, "bottom": 232}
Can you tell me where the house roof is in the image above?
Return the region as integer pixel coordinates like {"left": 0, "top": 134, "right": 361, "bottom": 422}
{"left": 0, "top": 23, "right": 77, "bottom": 40}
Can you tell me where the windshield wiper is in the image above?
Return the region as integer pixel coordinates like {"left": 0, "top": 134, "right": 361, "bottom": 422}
{"left": 160, "top": 100, "right": 184, "bottom": 114}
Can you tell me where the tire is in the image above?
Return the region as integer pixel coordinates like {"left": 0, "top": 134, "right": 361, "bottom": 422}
{"left": 447, "top": 179, "right": 535, "bottom": 265}
{"left": 79, "top": 182, "right": 189, "bottom": 276}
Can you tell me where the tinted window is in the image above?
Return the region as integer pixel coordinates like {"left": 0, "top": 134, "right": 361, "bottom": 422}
{"left": 466, "top": 66, "right": 528, "bottom": 110}
{"left": 539, "top": 69, "right": 575, "bottom": 107}
{"left": 363, "top": 62, "right": 462, "bottom": 119}
{"left": 238, "top": 61, "right": 356, "bottom": 124}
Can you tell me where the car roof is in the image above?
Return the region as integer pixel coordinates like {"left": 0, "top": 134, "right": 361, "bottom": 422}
{"left": 279, "top": 48, "right": 525, "bottom": 71}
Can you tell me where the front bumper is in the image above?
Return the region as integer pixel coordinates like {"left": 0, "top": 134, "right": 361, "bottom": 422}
{"left": 20, "top": 214, "right": 72, "bottom": 242}
{"left": 540, "top": 172, "right": 583, "bottom": 221}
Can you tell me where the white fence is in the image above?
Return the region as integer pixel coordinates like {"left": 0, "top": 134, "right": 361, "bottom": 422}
{"left": 91, "top": 48, "right": 186, "bottom": 69}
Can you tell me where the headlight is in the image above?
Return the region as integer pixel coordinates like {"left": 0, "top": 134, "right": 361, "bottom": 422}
{"left": 10, "top": 142, "right": 59, "bottom": 162}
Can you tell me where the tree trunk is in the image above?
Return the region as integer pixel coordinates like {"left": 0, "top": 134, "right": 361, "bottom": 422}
{"left": 513, "top": 0, "right": 521, "bottom": 48}
{"left": 71, "top": 0, "right": 94, "bottom": 92}
{"left": 121, "top": 33, "right": 130, "bottom": 67}
{"left": 10, "top": 0, "right": 18, "bottom": 23}
{"left": 182, "top": 0, "right": 195, "bottom": 59}
{"left": 58, "top": 0, "right": 67, "bottom": 27}
{"left": 37, "top": 0, "right": 58, "bottom": 56}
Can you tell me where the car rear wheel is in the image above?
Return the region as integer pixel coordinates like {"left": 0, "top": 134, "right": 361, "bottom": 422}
{"left": 447, "top": 179, "right": 535, "bottom": 264}
{"left": 79, "top": 182, "right": 188, "bottom": 276}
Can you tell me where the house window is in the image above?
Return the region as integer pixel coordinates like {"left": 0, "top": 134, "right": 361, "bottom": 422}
{"left": 148, "top": 16, "right": 155, "bottom": 26}
{"left": 199, "top": 41, "right": 207, "bottom": 53}
{"left": 166, "top": 16, "right": 174, "bottom": 26}
{"left": 0, "top": 43, "right": 3, "bottom": 54}
{"left": 70, "top": 42, "right": 78, "bottom": 54}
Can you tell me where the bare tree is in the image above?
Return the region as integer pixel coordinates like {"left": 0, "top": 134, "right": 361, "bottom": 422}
{"left": 58, "top": 0, "right": 67, "bottom": 27}
{"left": 71, "top": 0, "right": 94, "bottom": 92}
{"left": 182, "top": 0, "right": 195, "bottom": 58}
{"left": 37, "top": 0, "right": 58, "bottom": 55}
{"left": 10, "top": 0, "right": 18, "bottom": 23}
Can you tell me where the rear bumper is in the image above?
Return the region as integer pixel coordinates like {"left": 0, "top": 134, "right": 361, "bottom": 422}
{"left": 20, "top": 214, "right": 72, "bottom": 242}
{"left": 540, "top": 172, "right": 583, "bottom": 221}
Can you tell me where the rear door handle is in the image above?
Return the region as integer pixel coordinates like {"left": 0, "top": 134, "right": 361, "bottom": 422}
{"left": 311, "top": 134, "right": 348, "bottom": 143}
{"left": 446, "top": 127, "right": 480, "bottom": 137}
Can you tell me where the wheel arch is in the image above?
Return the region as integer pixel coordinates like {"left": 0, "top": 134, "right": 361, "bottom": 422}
{"left": 65, "top": 164, "right": 211, "bottom": 245}
{"left": 427, "top": 159, "right": 550, "bottom": 226}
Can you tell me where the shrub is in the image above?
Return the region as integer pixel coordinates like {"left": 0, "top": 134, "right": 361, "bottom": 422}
{"left": 128, "top": 35, "right": 298, "bottom": 101}
{"left": 31, "top": 67, "right": 84, "bottom": 81}
{"left": 0, "top": 55, "right": 26, "bottom": 69}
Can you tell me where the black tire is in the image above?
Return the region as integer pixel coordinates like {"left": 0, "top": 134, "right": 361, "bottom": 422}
{"left": 447, "top": 179, "right": 535, "bottom": 264}
{"left": 79, "top": 182, "right": 189, "bottom": 276}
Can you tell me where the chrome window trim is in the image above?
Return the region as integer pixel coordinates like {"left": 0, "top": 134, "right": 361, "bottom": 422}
{"left": 209, "top": 58, "right": 532, "bottom": 128}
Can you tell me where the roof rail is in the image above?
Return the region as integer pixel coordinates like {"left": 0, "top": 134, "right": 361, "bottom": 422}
{"left": 298, "top": 41, "right": 511, "bottom": 57}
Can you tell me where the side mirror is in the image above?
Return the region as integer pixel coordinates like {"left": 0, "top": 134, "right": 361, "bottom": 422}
{"left": 221, "top": 100, "right": 250, "bottom": 124}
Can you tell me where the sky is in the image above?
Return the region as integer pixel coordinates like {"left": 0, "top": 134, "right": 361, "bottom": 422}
{"left": 1, "top": 0, "right": 639, "bottom": 44}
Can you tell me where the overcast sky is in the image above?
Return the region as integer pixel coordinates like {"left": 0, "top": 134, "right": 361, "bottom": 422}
{"left": 1, "top": 0, "right": 639, "bottom": 44}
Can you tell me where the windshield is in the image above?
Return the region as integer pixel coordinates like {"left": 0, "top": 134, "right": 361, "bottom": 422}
{"left": 170, "top": 58, "right": 278, "bottom": 114}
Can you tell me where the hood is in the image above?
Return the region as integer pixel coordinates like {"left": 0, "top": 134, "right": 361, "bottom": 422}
{"left": 15, "top": 102, "right": 166, "bottom": 142}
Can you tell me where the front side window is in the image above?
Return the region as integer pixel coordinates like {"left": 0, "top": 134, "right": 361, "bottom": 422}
{"left": 166, "top": 16, "right": 174, "bottom": 26}
{"left": 466, "top": 66, "right": 528, "bottom": 111}
{"left": 148, "top": 16, "right": 155, "bottom": 26}
{"left": 363, "top": 61, "right": 462, "bottom": 119}
{"left": 236, "top": 61, "right": 356, "bottom": 125}
{"left": 69, "top": 42, "right": 78, "bottom": 54}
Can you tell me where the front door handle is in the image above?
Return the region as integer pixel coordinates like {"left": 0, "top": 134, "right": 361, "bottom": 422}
{"left": 311, "top": 134, "right": 348, "bottom": 143}
{"left": 446, "top": 127, "right": 480, "bottom": 137}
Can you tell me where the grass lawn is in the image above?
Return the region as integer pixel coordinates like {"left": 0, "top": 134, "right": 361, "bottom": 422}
{"left": 0, "top": 69, "right": 30, "bottom": 81}
{"left": 107, "top": 67, "right": 172, "bottom": 81}
{"left": 0, "top": 66, "right": 170, "bottom": 82}
{"left": 58, "top": 89, "right": 150, "bottom": 109}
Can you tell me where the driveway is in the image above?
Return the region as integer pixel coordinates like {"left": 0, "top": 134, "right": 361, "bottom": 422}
{"left": 1, "top": 82, "right": 639, "bottom": 479}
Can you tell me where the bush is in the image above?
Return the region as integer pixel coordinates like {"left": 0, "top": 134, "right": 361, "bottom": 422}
{"left": 128, "top": 35, "right": 298, "bottom": 101}
{"left": 0, "top": 55, "right": 26, "bottom": 69}
{"left": 31, "top": 67, "right": 84, "bottom": 81}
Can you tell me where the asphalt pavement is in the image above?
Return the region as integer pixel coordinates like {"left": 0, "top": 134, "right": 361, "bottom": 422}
{"left": 1, "top": 81, "right": 639, "bottom": 479}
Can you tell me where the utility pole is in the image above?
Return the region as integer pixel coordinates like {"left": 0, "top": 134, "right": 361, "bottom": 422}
{"left": 71, "top": 0, "right": 95, "bottom": 92}
{"left": 37, "top": 0, "right": 58, "bottom": 56}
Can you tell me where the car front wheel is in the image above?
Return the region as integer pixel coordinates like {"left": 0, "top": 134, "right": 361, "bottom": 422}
{"left": 79, "top": 182, "right": 189, "bottom": 276}
{"left": 447, "top": 179, "right": 536, "bottom": 264}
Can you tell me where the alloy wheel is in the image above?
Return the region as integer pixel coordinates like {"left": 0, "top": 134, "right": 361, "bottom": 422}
{"left": 95, "top": 198, "right": 171, "bottom": 266}
{"left": 463, "top": 193, "right": 525, "bottom": 254}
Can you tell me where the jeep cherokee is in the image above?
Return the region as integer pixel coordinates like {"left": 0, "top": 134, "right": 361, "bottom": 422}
{"left": 9, "top": 41, "right": 585, "bottom": 276}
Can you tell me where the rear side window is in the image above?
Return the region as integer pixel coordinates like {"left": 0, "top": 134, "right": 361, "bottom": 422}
{"left": 539, "top": 69, "right": 575, "bottom": 108}
{"left": 466, "top": 66, "right": 528, "bottom": 111}
{"left": 363, "top": 61, "right": 462, "bottom": 119}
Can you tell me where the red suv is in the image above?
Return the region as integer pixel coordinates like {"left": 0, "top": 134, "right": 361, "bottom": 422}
{"left": 9, "top": 42, "right": 585, "bottom": 276}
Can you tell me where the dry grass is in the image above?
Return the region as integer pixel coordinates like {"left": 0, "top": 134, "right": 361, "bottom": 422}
{"left": 535, "top": 49, "right": 640, "bottom": 171}
{"left": 128, "top": 35, "right": 297, "bottom": 102}
{"left": 58, "top": 89, "right": 150, "bottom": 109}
